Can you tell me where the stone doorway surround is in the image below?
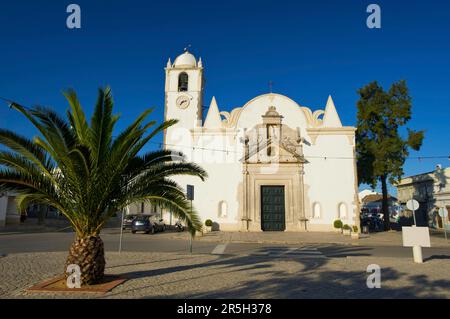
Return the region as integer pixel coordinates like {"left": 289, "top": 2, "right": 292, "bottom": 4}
{"left": 240, "top": 163, "right": 305, "bottom": 232}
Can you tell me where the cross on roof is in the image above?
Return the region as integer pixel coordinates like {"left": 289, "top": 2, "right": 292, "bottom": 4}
{"left": 268, "top": 81, "right": 274, "bottom": 93}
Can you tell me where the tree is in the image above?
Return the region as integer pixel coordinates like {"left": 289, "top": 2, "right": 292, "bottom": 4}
{"left": 356, "top": 80, "right": 424, "bottom": 230}
{"left": 0, "top": 88, "right": 207, "bottom": 285}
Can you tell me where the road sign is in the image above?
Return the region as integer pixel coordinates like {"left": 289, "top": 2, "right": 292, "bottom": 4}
{"left": 186, "top": 184, "right": 194, "bottom": 254}
{"left": 439, "top": 207, "right": 448, "bottom": 218}
{"left": 187, "top": 185, "right": 194, "bottom": 201}
{"left": 406, "top": 199, "right": 420, "bottom": 211}
{"left": 402, "top": 226, "right": 431, "bottom": 264}
{"left": 402, "top": 226, "right": 431, "bottom": 248}
{"left": 407, "top": 199, "right": 420, "bottom": 226}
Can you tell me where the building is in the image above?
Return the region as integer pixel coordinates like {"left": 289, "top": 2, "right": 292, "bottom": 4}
{"left": 360, "top": 193, "right": 398, "bottom": 211}
{"left": 126, "top": 202, "right": 167, "bottom": 219}
{"left": 161, "top": 50, "right": 359, "bottom": 232}
{"left": 0, "top": 192, "right": 20, "bottom": 227}
{"left": 396, "top": 165, "right": 450, "bottom": 229}
{"left": 358, "top": 189, "right": 377, "bottom": 202}
{"left": 359, "top": 191, "right": 402, "bottom": 223}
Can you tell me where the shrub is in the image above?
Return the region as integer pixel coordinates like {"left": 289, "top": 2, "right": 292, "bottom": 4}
{"left": 205, "top": 219, "right": 213, "bottom": 227}
{"left": 333, "top": 220, "right": 343, "bottom": 229}
{"left": 343, "top": 224, "right": 351, "bottom": 230}
{"left": 352, "top": 225, "right": 359, "bottom": 233}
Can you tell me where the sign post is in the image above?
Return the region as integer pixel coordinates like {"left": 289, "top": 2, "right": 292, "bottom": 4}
{"left": 402, "top": 226, "right": 431, "bottom": 263}
{"left": 187, "top": 185, "right": 194, "bottom": 254}
{"left": 119, "top": 208, "right": 126, "bottom": 254}
{"left": 439, "top": 204, "right": 448, "bottom": 241}
{"left": 406, "top": 199, "right": 420, "bottom": 226}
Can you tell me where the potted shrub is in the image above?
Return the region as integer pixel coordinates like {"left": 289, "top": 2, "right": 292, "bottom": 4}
{"left": 333, "top": 219, "right": 343, "bottom": 233}
{"left": 343, "top": 224, "right": 351, "bottom": 236}
{"left": 205, "top": 219, "right": 213, "bottom": 232}
{"left": 351, "top": 225, "right": 359, "bottom": 239}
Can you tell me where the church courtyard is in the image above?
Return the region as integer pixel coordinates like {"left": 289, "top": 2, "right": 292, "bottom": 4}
{"left": 1, "top": 229, "right": 449, "bottom": 298}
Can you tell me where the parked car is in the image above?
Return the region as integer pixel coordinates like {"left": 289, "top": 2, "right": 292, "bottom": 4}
{"left": 122, "top": 214, "right": 137, "bottom": 230}
{"left": 131, "top": 215, "right": 165, "bottom": 234}
{"left": 361, "top": 213, "right": 384, "bottom": 232}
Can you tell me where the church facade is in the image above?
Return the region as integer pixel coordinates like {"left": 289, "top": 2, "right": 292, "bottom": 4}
{"left": 163, "top": 50, "right": 359, "bottom": 232}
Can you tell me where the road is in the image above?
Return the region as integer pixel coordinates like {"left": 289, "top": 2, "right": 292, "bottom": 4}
{"left": 0, "top": 228, "right": 449, "bottom": 261}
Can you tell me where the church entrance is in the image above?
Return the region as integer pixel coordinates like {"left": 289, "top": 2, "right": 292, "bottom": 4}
{"left": 261, "top": 186, "right": 286, "bottom": 231}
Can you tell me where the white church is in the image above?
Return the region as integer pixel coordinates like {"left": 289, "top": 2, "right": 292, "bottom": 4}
{"left": 162, "top": 50, "right": 359, "bottom": 232}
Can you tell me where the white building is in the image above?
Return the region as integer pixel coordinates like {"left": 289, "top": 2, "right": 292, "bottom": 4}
{"left": 397, "top": 165, "right": 450, "bottom": 229}
{"left": 162, "top": 50, "right": 359, "bottom": 232}
{"left": 0, "top": 192, "right": 20, "bottom": 227}
{"left": 358, "top": 189, "right": 377, "bottom": 202}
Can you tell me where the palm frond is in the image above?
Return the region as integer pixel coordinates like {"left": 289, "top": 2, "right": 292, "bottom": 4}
{"left": 63, "top": 89, "right": 89, "bottom": 143}
{"left": 2, "top": 88, "right": 207, "bottom": 237}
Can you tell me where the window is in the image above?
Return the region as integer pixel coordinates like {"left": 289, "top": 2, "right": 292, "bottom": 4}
{"left": 178, "top": 72, "right": 188, "bottom": 92}
{"left": 219, "top": 201, "right": 228, "bottom": 218}
{"left": 312, "top": 202, "right": 321, "bottom": 219}
{"left": 338, "top": 202, "right": 347, "bottom": 219}
{"left": 447, "top": 206, "right": 450, "bottom": 223}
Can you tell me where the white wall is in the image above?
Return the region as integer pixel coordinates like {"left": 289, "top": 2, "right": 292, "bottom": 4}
{"left": 169, "top": 160, "right": 242, "bottom": 230}
{"left": 236, "top": 94, "right": 309, "bottom": 137}
{"left": 304, "top": 135, "right": 357, "bottom": 229}
{"left": 0, "top": 194, "right": 20, "bottom": 226}
{"left": 6, "top": 196, "right": 19, "bottom": 225}
{"left": 0, "top": 196, "right": 7, "bottom": 227}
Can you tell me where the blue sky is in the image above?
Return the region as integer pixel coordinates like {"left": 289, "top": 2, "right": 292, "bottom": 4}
{"left": 0, "top": 0, "right": 449, "bottom": 194}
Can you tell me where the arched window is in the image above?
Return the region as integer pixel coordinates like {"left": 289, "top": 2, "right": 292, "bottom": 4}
{"left": 338, "top": 202, "right": 347, "bottom": 219}
{"left": 312, "top": 202, "right": 321, "bottom": 219}
{"left": 218, "top": 201, "right": 228, "bottom": 218}
{"left": 178, "top": 72, "right": 188, "bottom": 92}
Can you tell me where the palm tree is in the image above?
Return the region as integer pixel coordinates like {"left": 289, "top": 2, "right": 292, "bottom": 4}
{"left": 0, "top": 88, "right": 207, "bottom": 285}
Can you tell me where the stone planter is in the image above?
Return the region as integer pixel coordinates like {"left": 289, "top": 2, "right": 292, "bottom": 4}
{"left": 343, "top": 229, "right": 351, "bottom": 236}
{"left": 205, "top": 226, "right": 212, "bottom": 232}
{"left": 351, "top": 232, "right": 360, "bottom": 239}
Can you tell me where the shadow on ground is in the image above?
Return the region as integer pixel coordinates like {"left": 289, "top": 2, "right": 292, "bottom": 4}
{"left": 104, "top": 246, "right": 450, "bottom": 299}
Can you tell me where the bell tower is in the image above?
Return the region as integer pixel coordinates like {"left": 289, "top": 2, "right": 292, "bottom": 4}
{"left": 164, "top": 50, "right": 204, "bottom": 147}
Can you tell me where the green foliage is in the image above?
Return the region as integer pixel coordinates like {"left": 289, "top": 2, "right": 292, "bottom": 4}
{"left": 333, "top": 219, "right": 343, "bottom": 229}
{"left": 343, "top": 224, "right": 351, "bottom": 230}
{"left": 352, "top": 225, "right": 358, "bottom": 233}
{"left": 356, "top": 80, "right": 424, "bottom": 229}
{"left": 0, "top": 88, "right": 207, "bottom": 237}
{"left": 205, "top": 219, "right": 213, "bottom": 227}
{"left": 356, "top": 80, "right": 424, "bottom": 187}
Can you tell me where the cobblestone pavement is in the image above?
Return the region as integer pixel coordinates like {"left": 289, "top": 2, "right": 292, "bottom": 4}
{"left": 1, "top": 251, "right": 449, "bottom": 299}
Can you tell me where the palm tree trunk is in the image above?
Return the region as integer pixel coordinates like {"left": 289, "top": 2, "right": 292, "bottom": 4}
{"left": 64, "top": 235, "right": 105, "bottom": 286}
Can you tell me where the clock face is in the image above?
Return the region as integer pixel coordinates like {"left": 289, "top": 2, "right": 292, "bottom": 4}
{"left": 176, "top": 95, "right": 190, "bottom": 109}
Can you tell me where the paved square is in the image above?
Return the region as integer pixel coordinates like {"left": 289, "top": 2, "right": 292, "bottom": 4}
{"left": 1, "top": 250, "right": 450, "bottom": 299}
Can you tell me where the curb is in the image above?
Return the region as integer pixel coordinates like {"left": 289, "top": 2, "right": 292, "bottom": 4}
{"left": 165, "top": 235, "right": 356, "bottom": 246}
{"left": 164, "top": 234, "right": 450, "bottom": 248}
{"left": 0, "top": 226, "right": 73, "bottom": 235}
